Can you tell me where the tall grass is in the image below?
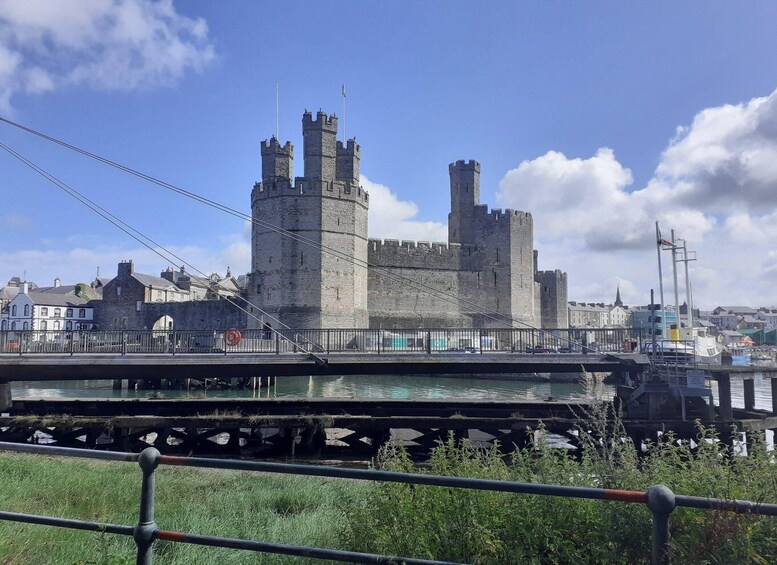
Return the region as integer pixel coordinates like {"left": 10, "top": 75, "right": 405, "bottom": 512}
{"left": 344, "top": 409, "right": 777, "bottom": 564}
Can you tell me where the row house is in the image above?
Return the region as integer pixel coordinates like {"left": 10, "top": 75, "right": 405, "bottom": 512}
{"left": 0, "top": 283, "right": 94, "bottom": 334}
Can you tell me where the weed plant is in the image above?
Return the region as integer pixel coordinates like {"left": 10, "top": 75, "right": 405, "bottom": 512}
{"left": 344, "top": 406, "right": 777, "bottom": 564}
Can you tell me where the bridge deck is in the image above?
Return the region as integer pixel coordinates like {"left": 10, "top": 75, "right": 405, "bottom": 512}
{"left": 0, "top": 352, "right": 649, "bottom": 381}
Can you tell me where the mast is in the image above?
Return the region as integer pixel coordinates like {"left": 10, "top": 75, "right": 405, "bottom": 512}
{"left": 655, "top": 222, "right": 668, "bottom": 339}
{"left": 680, "top": 241, "right": 696, "bottom": 329}
{"left": 671, "top": 229, "right": 680, "bottom": 331}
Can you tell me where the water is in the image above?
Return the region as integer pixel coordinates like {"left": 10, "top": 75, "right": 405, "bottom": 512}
{"left": 11, "top": 371, "right": 775, "bottom": 410}
{"left": 12, "top": 375, "right": 617, "bottom": 403}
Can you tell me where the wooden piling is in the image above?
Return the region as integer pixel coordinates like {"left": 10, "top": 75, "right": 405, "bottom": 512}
{"left": 771, "top": 376, "right": 777, "bottom": 416}
{"left": 0, "top": 382, "right": 11, "bottom": 411}
{"left": 743, "top": 378, "right": 756, "bottom": 412}
{"left": 717, "top": 372, "right": 733, "bottom": 421}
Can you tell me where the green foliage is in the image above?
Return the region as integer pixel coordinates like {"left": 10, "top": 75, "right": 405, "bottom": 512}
{"left": 343, "top": 409, "right": 777, "bottom": 564}
{"left": 0, "top": 453, "right": 365, "bottom": 564}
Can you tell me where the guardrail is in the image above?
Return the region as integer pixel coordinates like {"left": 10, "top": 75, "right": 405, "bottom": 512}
{"left": 0, "top": 327, "right": 647, "bottom": 356}
{"left": 1, "top": 442, "right": 775, "bottom": 565}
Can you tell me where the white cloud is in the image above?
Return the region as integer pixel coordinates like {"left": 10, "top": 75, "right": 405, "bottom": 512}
{"left": 0, "top": 0, "right": 215, "bottom": 112}
{"left": 362, "top": 175, "right": 448, "bottom": 243}
{"left": 0, "top": 238, "right": 249, "bottom": 289}
{"left": 497, "top": 87, "right": 777, "bottom": 308}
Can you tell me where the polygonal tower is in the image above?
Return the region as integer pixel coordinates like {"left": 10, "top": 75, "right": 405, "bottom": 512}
{"left": 249, "top": 110, "right": 369, "bottom": 330}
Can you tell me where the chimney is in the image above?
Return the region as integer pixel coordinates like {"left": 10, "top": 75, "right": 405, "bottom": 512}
{"left": 54, "top": 277, "right": 61, "bottom": 288}
{"left": 117, "top": 260, "right": 134, "bottom": 278}
{"left": 21, "top": 282, "right": 29, "bottom": 294}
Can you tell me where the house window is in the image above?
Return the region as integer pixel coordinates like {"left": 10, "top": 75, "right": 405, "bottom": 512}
{"left": 40, "top": 307, "right": 47, "bottom": 316}
{"left": 136, "top": 301, "right": 142, "bottom": 312}
{"left": 40, "top": 321, "right": 46, "bottom": 330}
{"left": 54, "top": 321, "right": 60, "bottom": 330}
{"left": 11, "top": 322, "right": 17, "bottom": 330}
{"left": 0, "top": 320, "right": 5, "bottom": 330}
{"left": 22, "top": 322, "right": 27, "bottom": 330}
{"left": 116, "top": 286, "right": 122, "bottom": 297}
{"left": 66, "top": 321, "right": 72, "bottom": 330}
{"left": 54, "top": 308, "right": 61, "bottom": 317}
{"left": 11, "top": 305, "right": 16, "bottom": 316}
{"left": 79, "top": 309, "right": 86, "bottom": 318}
{"left": 24, "top": 304, "right": 30, "bottom": 316}
{"left": 66, "top": 308, "right": 73, "bottom": 317}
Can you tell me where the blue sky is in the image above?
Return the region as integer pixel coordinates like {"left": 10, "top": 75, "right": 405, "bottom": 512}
{"left": 2, "top": 1, "right": 777, "bottom": 309}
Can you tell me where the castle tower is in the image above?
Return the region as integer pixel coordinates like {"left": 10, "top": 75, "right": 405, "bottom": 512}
{"left": 336, "top": 139, "right": 361, "bottom": 184}
{"left": 303, "top": 110, "right": 338, "bottom": 181}
{"left": 250, "top": 110, "right": 369, "bottom": 330}
{"left": 261, "top": 137, "right": 294, "bottom": 189}
{"left": 448, "top": 160, "right": 481, "bottom": 245}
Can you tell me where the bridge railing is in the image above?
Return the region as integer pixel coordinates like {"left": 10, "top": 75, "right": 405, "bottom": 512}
{"left": 1, "top": 441, "right": 774, "bottom": 565}
{"left": 0, "top": 327, "right": 648, "bottom": 356}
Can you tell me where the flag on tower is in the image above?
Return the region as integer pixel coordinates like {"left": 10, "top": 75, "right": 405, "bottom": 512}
{"left": 342, "top": 84, "right": 346, "bottom": 98}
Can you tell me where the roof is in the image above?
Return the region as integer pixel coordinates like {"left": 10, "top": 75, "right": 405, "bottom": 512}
{"left": 36, "top": 285, "right": 78, "bottom": 295}
{"left": 717, "top": 306, "right": 758, "bottom": 314}
{"left": 132, "top": 273, "right": 187, "bottom": 291}
{"left": 24, "top": 292, "right": 88, "bottom": 307}
{"left": 0, "top": 286, "right": 20, "bottom": 301}
{"left": 720, "top": 330, "right": 744, "bottom": 337}
{"left": 740, "top": 315, "right": 763, "bottom": 323}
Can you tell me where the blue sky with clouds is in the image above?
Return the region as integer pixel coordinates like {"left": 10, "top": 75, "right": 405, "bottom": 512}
{"left": 2, "top": 1, "right": 777, "bottom": 309}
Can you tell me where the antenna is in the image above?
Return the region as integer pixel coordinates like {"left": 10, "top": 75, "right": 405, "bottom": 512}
{"left": 275, "top": 81, "right": 279, "bottom": 140}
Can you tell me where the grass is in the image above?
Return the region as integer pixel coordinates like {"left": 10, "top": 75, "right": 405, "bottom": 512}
{"left": 0, "top": 452, "right": 366, "bottom": 564}
{"left": 2, "top": 406, "right": 776, "bottom": 564}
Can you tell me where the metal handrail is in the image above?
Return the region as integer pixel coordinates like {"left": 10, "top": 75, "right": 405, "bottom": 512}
{"left": 1, "top": 442, "right": 775, "bottom": 564}
{"left": 0, "top": 327, "right": 647, "bottom": 356}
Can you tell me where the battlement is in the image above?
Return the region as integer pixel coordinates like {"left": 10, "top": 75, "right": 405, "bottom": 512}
{"left": 336, "top": 139, "right": 361, "bottom": 155}
{"left": 302, "top": 109, "right": 338, "bottom": 131}
{"left": 449, "top": 159, "right": 481, "bottom": 173}
{"left": 252, "top": 179, "right": 369, "bottom": 206}
{"left": 261, "top": 137, "right": 294, "bottom": 156}
{"left": 368, "top": 238, "right": 481, "bottom": 270}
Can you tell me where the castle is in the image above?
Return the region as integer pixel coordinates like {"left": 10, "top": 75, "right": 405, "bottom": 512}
{"left": 248, "top": 110, "right": 568, "bottom": 330}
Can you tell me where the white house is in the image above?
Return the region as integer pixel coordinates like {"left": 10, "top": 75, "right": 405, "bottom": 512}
{"left": 0, "top": 283, "right": 94, "bottom": 335}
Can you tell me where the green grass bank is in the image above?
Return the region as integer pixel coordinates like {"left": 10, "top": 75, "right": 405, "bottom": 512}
{"left": 1, "top": 417, "right": 776, "bottom": 564}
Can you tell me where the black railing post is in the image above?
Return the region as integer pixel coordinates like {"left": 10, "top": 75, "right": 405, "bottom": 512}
{"left": 172, "top": 331, "right": 177, "bottom": 356}
{"left": 647, "top": 484, "right": 675, "bottom": 565}
{"left": 134, "top": 447, "right": 161, "bottom": 565}
{"left": 327, "top": 329, "right": 330, "bottom": 355}
{"left": 275, "top": 333, "right": 280, "bottom": 355}
{"left": 122, "top": 331, "right": 127, "bottom": 356}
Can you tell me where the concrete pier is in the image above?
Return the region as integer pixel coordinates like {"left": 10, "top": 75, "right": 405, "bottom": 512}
{"left": 744, "top": 378, "right": 756, "bottom": 412}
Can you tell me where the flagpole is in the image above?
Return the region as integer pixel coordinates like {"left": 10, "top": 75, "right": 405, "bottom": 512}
{"left": 275, "top": 81, "right": 279, "bottom": 140}
{"left": 342, "top": 84, "right": 346, "bottom": 142}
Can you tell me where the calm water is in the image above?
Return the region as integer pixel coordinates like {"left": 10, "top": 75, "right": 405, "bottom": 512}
{"left": 10, "top": 372, "right": 775, "bottom": 411}
{"left": 12, "top": 375, "right": 617, "bottom": 403}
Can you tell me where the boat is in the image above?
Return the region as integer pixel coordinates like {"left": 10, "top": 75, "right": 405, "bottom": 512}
{"left": 641, "top": 326, "right": 721, "bottom": 364}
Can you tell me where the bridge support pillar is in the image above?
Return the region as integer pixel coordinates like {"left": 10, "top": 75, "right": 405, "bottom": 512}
{"left": 717, "top": 372, "right": 733, "bottom": 421}
{"left": 743, "top": 378, "right": 755, "bottom": 412}
{"left": 0, "top": 382, "right": 11, "bottom": 411}
{"left": 112, "top": 379, "right": 123, "bottom": 391}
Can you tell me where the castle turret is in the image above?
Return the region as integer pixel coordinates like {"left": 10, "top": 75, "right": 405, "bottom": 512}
{"left": 261, "top": 137, "right": 294, "bottom": 189}
{"left": 303, "top": 110, "right": 338, "bottom": 181}
{"left": 336, "top": 139, "right": 361, "bottom": 184}
{"left": 448, "top": 159, "right": 481, "bottom": 245}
